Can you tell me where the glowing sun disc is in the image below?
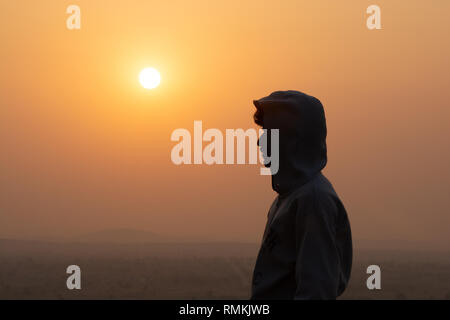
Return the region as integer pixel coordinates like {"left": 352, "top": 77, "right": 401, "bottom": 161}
{"left": 139, "top": 68, "right": 160, "bottom": 89}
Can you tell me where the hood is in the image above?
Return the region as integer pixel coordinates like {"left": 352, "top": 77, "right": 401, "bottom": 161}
{"left": 253, "top": 90, "right": 327, "bottom": 195}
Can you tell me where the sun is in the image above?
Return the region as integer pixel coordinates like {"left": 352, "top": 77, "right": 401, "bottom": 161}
{"left": 139, "top": 67, "right": 161, "bottom": 89}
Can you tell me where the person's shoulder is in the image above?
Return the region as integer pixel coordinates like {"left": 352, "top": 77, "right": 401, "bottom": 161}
{"left": 291, "top": 174, "right": 340, "bottom": 211}
{"left": 290, "top": 173, "right": 334, "bottom": 197}
{"left": 313, "top": 174, "right": 339, "bottom": 201}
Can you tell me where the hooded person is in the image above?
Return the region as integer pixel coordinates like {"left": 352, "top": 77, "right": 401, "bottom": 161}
{"left": 251, "top": 90, "right": 352, "bottom": 300}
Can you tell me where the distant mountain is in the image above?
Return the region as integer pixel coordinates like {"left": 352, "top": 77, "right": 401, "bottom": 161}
{"left": 0, "top": 229, "right": 256, "bottom": 245}
{"left": 353, "top": 237, "right": 446, "bottom": 252}
{"left": 70, "top": 228, "right": 173, "bottom": 243}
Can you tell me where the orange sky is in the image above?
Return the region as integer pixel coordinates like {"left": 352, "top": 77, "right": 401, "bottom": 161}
{"left": 1, "top": 0, "right": 450, "bottom": 249}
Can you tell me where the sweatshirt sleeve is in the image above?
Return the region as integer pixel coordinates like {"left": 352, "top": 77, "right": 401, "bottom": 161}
{"left": 293, "top": 193, "right": 340, "bottom": 299}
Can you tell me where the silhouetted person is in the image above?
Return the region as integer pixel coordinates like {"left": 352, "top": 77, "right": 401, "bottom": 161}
{"left": 251, "top": 90, "right": 352, "bottom": 300}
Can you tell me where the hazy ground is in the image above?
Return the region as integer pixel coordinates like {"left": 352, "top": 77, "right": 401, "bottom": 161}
{"left": 1, "top": 239, "right": 449, "bottom": 300}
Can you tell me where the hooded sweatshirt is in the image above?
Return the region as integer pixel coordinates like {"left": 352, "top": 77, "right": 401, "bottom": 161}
{"left": 251, "top": 91, "right": 352, "bottom": 300}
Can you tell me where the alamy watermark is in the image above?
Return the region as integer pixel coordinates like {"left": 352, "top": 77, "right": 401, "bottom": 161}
{"left": 366, "top": 5, "right": 381, "bottom": 30}
{"left": 170, "top": 121, "right": 279, "bottom": 175}
{"left": 366, "top": 265, "right": 381, "bottom": 290}
{"left": 66, "top": 5, "right": 81, "bottom": 30}
{"left": 65, "top": 5, "right": 381, "bottom": 31}
{"left": 66, "top": 265, "right": 81, "bottom": 290}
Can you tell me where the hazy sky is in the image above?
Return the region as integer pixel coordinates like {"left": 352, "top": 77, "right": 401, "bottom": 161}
{"left": 1, "top": 1, "right": 449, "bottom": 249}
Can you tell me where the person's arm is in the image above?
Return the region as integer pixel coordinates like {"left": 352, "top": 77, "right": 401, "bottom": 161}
{"left": 293, "top": 193, "right": 340, "bottom": 299}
